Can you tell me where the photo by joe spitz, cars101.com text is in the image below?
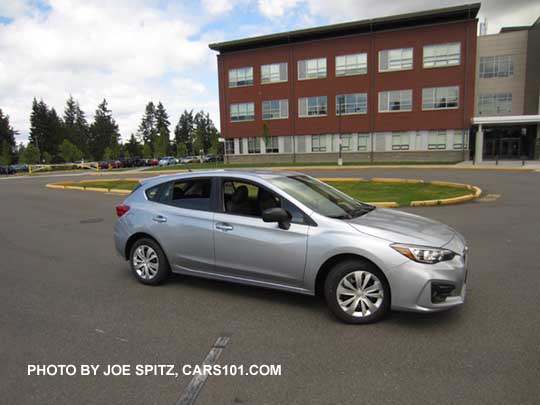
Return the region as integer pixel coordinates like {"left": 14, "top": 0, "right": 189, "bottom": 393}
{"left": 2, "top": 1, "right": 540, "bottom": 404}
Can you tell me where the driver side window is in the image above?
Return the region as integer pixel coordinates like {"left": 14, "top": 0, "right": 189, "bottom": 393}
{"left": 222, "top": 179, "right": 308, "bottom": 225}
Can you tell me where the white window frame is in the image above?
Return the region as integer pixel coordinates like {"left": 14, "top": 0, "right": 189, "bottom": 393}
{"left": 428, "top": 130, "right": 447, "bottom": 150}
{"left": 228, "top": 67, "right": 253, "bottom": 88}
{"left": 261, "top": 62, "right": 288, "bottom": 84}
{"left": 357, "top": 134, "right": 369, "bottom": 152}
{"left": 422, "top": 86, "right": 459, "bottom": 110}
{"left": 335, "top": 53, "right": 367, "bottom": 76}
{"left": 262, "top": 99, "right": 288, "bottom": 120}
{"left": 479, "top": 55, "right": 514, "bottom": 78}
{"left": 336, "top": 93, "right": 368, "bottom": 115}
{"left": 379, "top": 48, "right": 413, "bottom": 72}
{"left": 391, "top": 132, "right": 410, "bottom": 151}
{"left": 247, "top": 137, "right": 261, "bottom": 154}
{"left": 311, "top": 135, "right": 327, "bottom": 152}
{"left": 298, "top": 96, "right": 327, "bottom": 117}
{"left": 378, "top": 90, "right": 413, "bottom": 113}
{"left": 265, "top": 136, "right": 279, "bottom": 154}
{"left": 339, "top": 134, "right": 352, "bottom": 152}
{"left": 225, "top": 139, "right": 235, "bottom": 155}
{"left": 453, "top": 130, "right": 467, "bottom": 150}
{"left": 423, "top": 42, "right": 461, "bottom": 68}
{"left": 298, "top": 58, "right": 327, "bottom": 80}
{"left": 478, "top": 92, "right": 512, "bottom": 115}
{"left": 230, "top": 102, "right": 255, "bottom": 122}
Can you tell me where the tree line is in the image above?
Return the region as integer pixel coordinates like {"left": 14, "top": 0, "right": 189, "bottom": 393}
{"left": 0, "top": 97, "right": 220, "bottom": 165}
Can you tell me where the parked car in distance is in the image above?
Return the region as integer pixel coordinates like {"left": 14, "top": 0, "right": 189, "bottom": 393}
{"left": 0, "top": 165, "right": 15, "bottom": 175}
{"left": 9, "top": 164, "right": 28, "bottom": 173}
{"left": 114, "top": 171, "right": 469, "bottom": 324}
{"left": 203, "top": 154, "right": 223, "bottom": 163}
{"left": 158, "top": 156, "right": 177, "bottom": 166}
{"left": 179, "top": 156, "right": 200, "bottom": 164}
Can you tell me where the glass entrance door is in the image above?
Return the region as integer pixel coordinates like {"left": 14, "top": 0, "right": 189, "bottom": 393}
{"left": 500, "top": 138, "right": 520, "bottom": 159}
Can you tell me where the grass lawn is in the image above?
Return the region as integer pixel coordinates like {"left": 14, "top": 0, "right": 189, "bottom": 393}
{"left": 145, "top": 160, "right": 459, "bottom": 171}
{"left": 61, "top": 179, "right": 472, "bottom": 206}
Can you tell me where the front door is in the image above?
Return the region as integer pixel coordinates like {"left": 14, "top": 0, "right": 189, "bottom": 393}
{"left": 213, "top": 178, "right": 309, "bottom": 287}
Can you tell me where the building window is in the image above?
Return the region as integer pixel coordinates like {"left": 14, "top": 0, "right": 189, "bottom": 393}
{"left": 422, "top": 86, "right": 459, "bottom": 110}
{"left": 247, "top": 137, "right": 261, "bottom": 154}
{"left": 298, "top": 58, "right": 326, "bottom": 80}
{"left": 265, "top": 137, "right": 279, "bottom": 153}
{"left": 392, "top": 132, "right": 410, "bottom": 150}
{"left": 261, "top": 63, "right": 288, "bottom": 84}
{"left": 479, "top": 55, "right": 514, "bottom": 78}
{"left": 228, "top": 67, "right": 253, "bottom": 87}
{"left": 298, "top": 96, "right": 327, "bottom": 117}
{"left": 262, "top": 99, "right": 288, "bottom": 120}
{"left": 357, "top": 134, "right": 369, "bottom": 151}
{"left": 379, "top": 48, "right": 413, "bottom": 72}
{"left": 225, "top": 139, "right": 234, "bottom": 154}
{"left": 453, "top": 130, "right": 467, "bottom": 149}
{"left": 478, "top": 92, "right": 512, "bottom": 115}
{"left": 336, "top": 53, "right": 367, "bottom": 76}
{"left": 339, "top": 135, "right": 352, "bottom": 151}
{"left": 311, "top": 135, "right": 326, "bottom": 152}
{"left": 336, "top": 93, "right": 367, "bottom": 115}
{"left": 379, "top": 90, "right": 413, "bottom": 112}
{"left": 230, "top": 102, "right": 254, "bottom": 121}
{"left": 423, "top": 42, "right": 461, "bottom": 67}
{"left": 239, "top": 139, "right": 244, "bottom": 154}
{"left": 428, "top": 130, "right": 447, "bottom": 150}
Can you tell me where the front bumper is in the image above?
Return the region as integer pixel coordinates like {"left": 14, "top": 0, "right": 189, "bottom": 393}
{"left": 386, "top": 237, "right": 468, "bottom": 312}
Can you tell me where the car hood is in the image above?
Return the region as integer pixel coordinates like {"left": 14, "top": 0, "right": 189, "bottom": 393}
{"left": 347, "top": 208, "right": 456, "bottom": 247}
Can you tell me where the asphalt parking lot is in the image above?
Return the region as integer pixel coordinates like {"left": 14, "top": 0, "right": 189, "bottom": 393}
{"left": 1, "top": 168, "right": 539, "bottom": 404}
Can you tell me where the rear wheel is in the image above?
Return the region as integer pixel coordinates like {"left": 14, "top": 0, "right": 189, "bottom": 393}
{"left": 129, "top": 238, "right": 170, "bottom": 285}
{"left": 324, "top": 260, "right": 390, "bottom": 324}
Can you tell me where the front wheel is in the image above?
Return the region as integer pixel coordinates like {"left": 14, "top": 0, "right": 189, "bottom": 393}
{"left": 129, "top": 238, "right": 170, "bottom": 285}
{"left": 324, "top": 260, "right": 390, "bottom": 324}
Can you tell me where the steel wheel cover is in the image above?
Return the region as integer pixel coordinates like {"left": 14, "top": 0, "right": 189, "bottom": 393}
{"left": 133, "top": 245, "right": 159, "bottom": 280}
{"left": 336, "top": 271, "right": 384, "bottom": 317}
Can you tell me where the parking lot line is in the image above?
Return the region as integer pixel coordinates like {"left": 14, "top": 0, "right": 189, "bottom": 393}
{"left": 176, "top": 336, "right": 230, "bottom": 405}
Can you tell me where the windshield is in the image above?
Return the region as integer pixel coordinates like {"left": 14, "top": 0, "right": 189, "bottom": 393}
{"left": 268, "top": 175, "right": 375, "bottom": 219}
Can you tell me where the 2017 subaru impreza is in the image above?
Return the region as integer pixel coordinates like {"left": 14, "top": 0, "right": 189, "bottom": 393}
{"left": 114, "top": 171, "right": 468, "bottom": 324}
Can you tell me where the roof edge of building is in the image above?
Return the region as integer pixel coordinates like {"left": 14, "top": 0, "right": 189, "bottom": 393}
{"left": 208, "top": 3, "right": 480, "bottom": 53}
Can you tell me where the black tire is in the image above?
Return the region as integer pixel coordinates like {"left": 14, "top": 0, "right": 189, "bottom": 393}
{"left": 129, "top": 237, "right": 170, "bottom": 285}
{"left": 324, "top": 259, "right": 390, "bottom": 324}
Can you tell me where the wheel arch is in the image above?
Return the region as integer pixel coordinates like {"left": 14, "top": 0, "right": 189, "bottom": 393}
{"left": 314, "top": 253, "right": 391, "bottom": 301}
{"left": 124, "top": 232, "right": 163, "bottom": 261}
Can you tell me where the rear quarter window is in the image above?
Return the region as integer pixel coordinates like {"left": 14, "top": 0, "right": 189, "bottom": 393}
{"left": 145, "top": 184, "right": 162, "bottom": 201}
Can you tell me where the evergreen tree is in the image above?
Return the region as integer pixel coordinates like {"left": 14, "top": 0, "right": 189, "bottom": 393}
{"left": 155, "top": 102, "right": 170, "bottom": 157}
{"left": 63, "top": 96, "right": 90, "bottom": 158}
{"left": 0, "top": 108, "right": 17, "bottom": 164}
{"left": 193, "top": 111, "right": 219, "bottom": 155}
{"left": 137, "top": 102, "right": 157, "bottom": 156}
{"left": 29, "top": 99, "right": 63, "bottom": 162}
{"left": 174, "top": 110, "right": 194, "bottom": 156}
{"left": 89, "top": 99, "right": 120, "bottom": 160}
{"left": 125, "top": 134, "right": 142, "bottom": 157}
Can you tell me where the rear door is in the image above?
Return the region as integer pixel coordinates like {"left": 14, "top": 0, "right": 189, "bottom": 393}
{"left": 148, "top": 177, "right": 215, "bottom": 272}
{"left": 213, "top": 178, "right": 310, "bottom": 287}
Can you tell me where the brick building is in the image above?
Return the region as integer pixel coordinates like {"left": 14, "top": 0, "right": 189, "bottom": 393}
{"left": 209, "top": 3, "right": 480, "bottom": 163}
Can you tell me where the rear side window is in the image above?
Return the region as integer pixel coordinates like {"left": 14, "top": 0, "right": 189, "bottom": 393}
{"left": 145, "top": 184, "right": 161, "bottom": 201}
{"left": 161, "top": 178, "right": 212, "bottom": 211}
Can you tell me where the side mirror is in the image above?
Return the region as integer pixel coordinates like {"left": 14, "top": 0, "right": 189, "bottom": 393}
{"left": 262, "top": 207, "right": 291, "bottom": 230}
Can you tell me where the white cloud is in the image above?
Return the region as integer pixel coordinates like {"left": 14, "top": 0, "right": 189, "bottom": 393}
{"left": 201, "top": 0, "right": 236, "bottom": 15}
{"left": 257, "top": 0, "right": 299, "bottom": 18}
{"left": 0, "top": 0, "right": 218, "bottom": 143}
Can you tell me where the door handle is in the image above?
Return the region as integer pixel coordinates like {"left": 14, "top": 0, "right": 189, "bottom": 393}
{"left": 216, "top": 222, "right": 233, "bottom": 231}
{"left": 152, "top": 215, "right": 167, "bottom": 223}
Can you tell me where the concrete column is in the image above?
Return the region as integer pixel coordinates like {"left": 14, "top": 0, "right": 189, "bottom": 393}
{"left": 475, "top": 124, "right": 484, "bottom": 163}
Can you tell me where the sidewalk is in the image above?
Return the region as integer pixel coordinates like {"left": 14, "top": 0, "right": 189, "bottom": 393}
{"left": 456, "top": 160, "right": 540, "bottom": 170}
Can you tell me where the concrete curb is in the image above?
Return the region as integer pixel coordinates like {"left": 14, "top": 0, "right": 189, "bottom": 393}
{"left": 46, "top": 177, "right": 482, "bottom": 207}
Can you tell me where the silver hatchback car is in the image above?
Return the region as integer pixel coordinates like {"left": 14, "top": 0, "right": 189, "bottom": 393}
{"left": 114, "top": 171, "right": 468, "bottom": 324}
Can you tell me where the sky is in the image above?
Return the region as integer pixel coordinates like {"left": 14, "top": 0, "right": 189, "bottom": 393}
{"left": 1, "top": 0, "right": 539, "bottom": 144}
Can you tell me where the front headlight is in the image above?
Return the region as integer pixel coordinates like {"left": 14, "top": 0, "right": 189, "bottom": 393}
{"left": 391, "top": 243, "right": 456, "bottom": 264}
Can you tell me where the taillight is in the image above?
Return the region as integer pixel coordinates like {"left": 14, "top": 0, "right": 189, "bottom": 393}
{"left": 115, "top": 204, "right": 130, "bottom": 217}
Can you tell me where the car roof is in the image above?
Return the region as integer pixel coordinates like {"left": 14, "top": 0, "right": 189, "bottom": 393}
{"left": 140, "top": 169, "right": 302, "bottom": 186}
